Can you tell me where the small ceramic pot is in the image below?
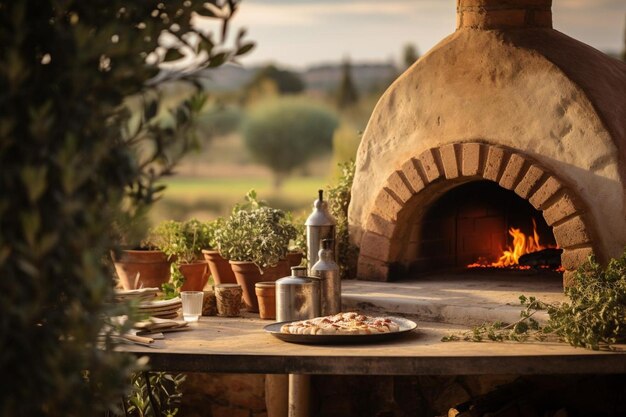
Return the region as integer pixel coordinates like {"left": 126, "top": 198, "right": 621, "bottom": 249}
{"left": 202, "top": 290, "right": 217, "bottom": 316}
{"left": 215, "top": 283, "right": 242, "bottom": 317}
{"left": 255, "top": 281, "right": 276, "bottom": 320}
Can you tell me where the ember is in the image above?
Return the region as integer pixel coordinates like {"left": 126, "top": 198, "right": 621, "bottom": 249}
{"left": 468, "top": 219, "right": 558, "bottom": 269}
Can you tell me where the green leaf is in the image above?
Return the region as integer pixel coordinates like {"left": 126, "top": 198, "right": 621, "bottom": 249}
{"left": 20, "top": 165, "right": 48, "bottom": 203}
{"left": 208, "top": 52, "right": 228, "bottom": 67}
{"left": 20, "top": 210, "right": 41, "bottom": 247}
{"left": 235, "top": 42, "right": 255, "bottom": 56}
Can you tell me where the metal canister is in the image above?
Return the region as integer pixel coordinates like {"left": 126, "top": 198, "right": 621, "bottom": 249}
{"left": 305, "top": 189, "right": 336, "bottom": 273}
{"left": 275, "top": 266, "right": 320, "bottom": 322}
{"left": 311, "top": 239, "right": 341, "bottom": 315}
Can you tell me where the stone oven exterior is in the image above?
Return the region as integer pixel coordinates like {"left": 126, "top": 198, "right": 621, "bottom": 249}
{"left": 349, "top": 0, "right": 626, "bottom": 286}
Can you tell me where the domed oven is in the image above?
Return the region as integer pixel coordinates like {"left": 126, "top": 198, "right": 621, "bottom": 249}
{"left": 349, "top": 0, "right": 626, "bottom": 287}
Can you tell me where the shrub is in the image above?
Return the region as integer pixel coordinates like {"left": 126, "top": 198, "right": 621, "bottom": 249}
{"left": 326, "top": 161, "right": 359, "bottom": 279}
{"left": 0, "top": 1, "right": 252, "bottom": 414}
{"left": 196, "top": 104, "right": 244, "bottom": 141}
{"left": 242, "top": 98, "right": 339, "bottom": 187}
{"left": 331, "top": 123, "right": 361, "bottom": 173}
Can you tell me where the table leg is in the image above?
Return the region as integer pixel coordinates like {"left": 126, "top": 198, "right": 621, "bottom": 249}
{"left": 288, "top": 374, "right": 311, "bottom": 417}
{"left": 265, "top": 374, "right": 288, "bottom": 417}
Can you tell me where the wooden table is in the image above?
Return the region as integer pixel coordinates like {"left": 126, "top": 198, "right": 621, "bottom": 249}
{"left": 122, "top": 314, "right": 626, "bottom": 375}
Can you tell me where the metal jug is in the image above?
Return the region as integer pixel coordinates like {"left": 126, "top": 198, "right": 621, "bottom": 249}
{"left": 275, "top": 266, "right": 320, "bottom": 322}
{"left": 305, "top": 190, "right": 336, "bottom": 273}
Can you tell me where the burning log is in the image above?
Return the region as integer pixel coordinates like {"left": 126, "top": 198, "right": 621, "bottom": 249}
{"left": 518, "top": 248, "right": 563, "bottom": 269}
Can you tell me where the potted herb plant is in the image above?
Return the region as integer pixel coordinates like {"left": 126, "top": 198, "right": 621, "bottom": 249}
{"left": 215, "top": 206, "right": 296, "bottom": 312}
{"left": 111, "top": 218, "right": 174, "bottom": 290}
{"left": 149, "top": 219, "right": 209, "bottom": 293}
{"left": 112, "top": 247, "right": 174, "bottom": 291}
{"left": 200, "top": 217, "right": 237, "bottom": 285}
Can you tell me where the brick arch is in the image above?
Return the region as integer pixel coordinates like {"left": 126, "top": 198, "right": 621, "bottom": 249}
{"left": 357, "top": 142, "right": 596, "bottom": 287}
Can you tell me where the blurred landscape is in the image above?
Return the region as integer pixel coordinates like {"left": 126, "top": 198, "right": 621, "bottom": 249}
{"left": 149, "top": 56, "right": 406, "bottom": 224}
{"left": 151, "top": 0, "right": 626, "bottom": 226}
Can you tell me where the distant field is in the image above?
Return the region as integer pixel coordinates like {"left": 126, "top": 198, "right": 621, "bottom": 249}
{"left": 149, "top": 176, "right": 328, "bottom": 224}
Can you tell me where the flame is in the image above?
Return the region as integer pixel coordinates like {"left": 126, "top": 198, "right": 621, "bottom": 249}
{"left": 468, "top": 219, "right": 555, "bottom": 269}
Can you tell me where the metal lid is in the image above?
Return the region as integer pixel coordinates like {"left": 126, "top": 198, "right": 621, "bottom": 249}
{"left": 276, "top": 266, "right": 317, "bottom": 286}
{"left": 291, "top": 266, "right": 307, "bottom": 277}
{"left": 255, "top": 281, "right": 276, "bottom": 288}
{"left": 305, "top": 190, "right": 336, "bottom": 226}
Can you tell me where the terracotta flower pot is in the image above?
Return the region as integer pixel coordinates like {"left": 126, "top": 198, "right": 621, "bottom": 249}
{"left": 112, "top": 249, "right": 173, "bottom": 290}
{"left": 230, "top": 261, "right": 263, "bottom": 312}
{"left": 179, "top": 261, "right": 209, "bottom": 292}
{"left": 255, "top": 282, "right": 276, "bottom": 320}
{"left": 263, "top": 259, "right": 291, "bottom": 281}
{"left": 286, "top": 251, "right": 304, "bottom": 268}
{"left": 202, "top": 250, "right": 237, "bottom": 285}
{"left": 230, "top": 260, "right": 290, "bottom": 312}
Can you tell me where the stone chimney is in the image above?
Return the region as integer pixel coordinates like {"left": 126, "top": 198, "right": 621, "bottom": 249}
{"left": 456, "top": 0, "right": 552, "bottom": 30}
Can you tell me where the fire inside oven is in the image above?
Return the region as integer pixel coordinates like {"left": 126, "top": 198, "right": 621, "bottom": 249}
{"left": 414, "top": 181, "right": 562, "bottom": 273}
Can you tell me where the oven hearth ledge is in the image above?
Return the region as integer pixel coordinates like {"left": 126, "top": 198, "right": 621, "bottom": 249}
{"left": 341, "top": 274, "right": 565, "bottom": 327}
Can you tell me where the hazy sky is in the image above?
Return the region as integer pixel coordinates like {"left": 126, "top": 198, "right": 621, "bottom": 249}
{"left": 228, "top": 0, "right": 626, "bottom": 69}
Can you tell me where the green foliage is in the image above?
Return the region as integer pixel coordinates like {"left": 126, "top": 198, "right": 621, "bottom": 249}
{"left": 125, "top": 372, "right": 186, "bottom": 417}
{"left": 247, "top": 64, "right": 305, "bottom": 95}
{"left": 149, "top": 218, "right": 215, "bottom": 296}
{"left": 148, "top": 219, "right": 210, "bottom": 264}
{"left": 0, "top": 0, "right": 252, "bottom": 415}
{"left": 290, "top": 215, "right": 308, "bottom": 254}
{"left": 215, "top": 192, "right": 297, "bottom": 268}
{"left": 326, "top": 161, "right": 359, "bottom": 279}
{"left": 196, "top": 104, "right": 244, "bottom": 141}
{"left": 403, "top": 43, "right": 420, "bottom": 69}
{"left": 442, "top": 250, "right": 626, "bottom": 350}
{"left": 202, "top": 217, "right": 226, "bottom": 250}
{"left": 331, "top": 122, "right": 361, "bottom": 172}
{"left": 547, "top": 251, "right": 626, "bottom": 349}
{"left": 336, "top": 58, "right": 359, "bottom": 109}
{"left": 242, "top": 97, "right": 339, "bottom": 187}
{"left": 161, "top": 266, "right": 186, "bottom": 300}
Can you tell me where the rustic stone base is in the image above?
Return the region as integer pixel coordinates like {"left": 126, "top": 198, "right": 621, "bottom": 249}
{"left": 180, "top": 373, "right": 267, "bottom": 417}
{"left": 177, "top": 372, "right": 626, "bottom": 417}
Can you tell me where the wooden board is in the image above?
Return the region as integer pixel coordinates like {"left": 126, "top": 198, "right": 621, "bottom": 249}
{"left": 119, "top": 314, "right": 626, "bottom": 375}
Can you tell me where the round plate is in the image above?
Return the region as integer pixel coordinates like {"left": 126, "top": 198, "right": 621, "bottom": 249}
{"left": 264, "top": 317, "right": 417, "bottom": 345}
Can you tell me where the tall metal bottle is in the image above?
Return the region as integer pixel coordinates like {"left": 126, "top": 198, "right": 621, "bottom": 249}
{"left": 311, "top": 239, "right": 341, "bottom": 315}
{"left": 305, "top": 189, "right": 336, "bottom": 273}
{"left": 275, "top": 266, "right": 320, "bottom": 322}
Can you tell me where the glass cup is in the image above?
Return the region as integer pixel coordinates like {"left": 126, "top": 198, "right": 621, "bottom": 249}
{"left": 181, "top": 291, "right": 204, "bottom": 322}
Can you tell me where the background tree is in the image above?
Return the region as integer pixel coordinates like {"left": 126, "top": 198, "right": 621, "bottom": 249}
{"left": 248, "top": 64, "right": 305, "bottom": 95}
{"left": 242, "top": 98, "right": 339, "bottom": 188}
{"left": 336, "top": 57, "right": 359, "bottom": 109}
{"left": 403, "top": 43, "right": 420, "bottom": 68}
{"left": 0, "top": 1, "right": 252, "bottom": 415}
{"left": 243, "top": 64, "right": 305, "bottom": 105}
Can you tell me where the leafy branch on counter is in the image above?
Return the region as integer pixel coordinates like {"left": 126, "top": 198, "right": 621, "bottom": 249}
{"left": 442, "top": 249, "right": 626, "bottom": 350}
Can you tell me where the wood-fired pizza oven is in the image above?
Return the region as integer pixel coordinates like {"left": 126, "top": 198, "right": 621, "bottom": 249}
{"left": 348, "top": 0, "right": 626, "bottom": 287}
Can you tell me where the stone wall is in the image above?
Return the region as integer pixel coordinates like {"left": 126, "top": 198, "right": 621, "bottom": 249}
{"left": 179, "top": 373, "right": 626, "bottom": 417}
{"left": 180, "top": 373, "right": 267, "bottom": 417}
